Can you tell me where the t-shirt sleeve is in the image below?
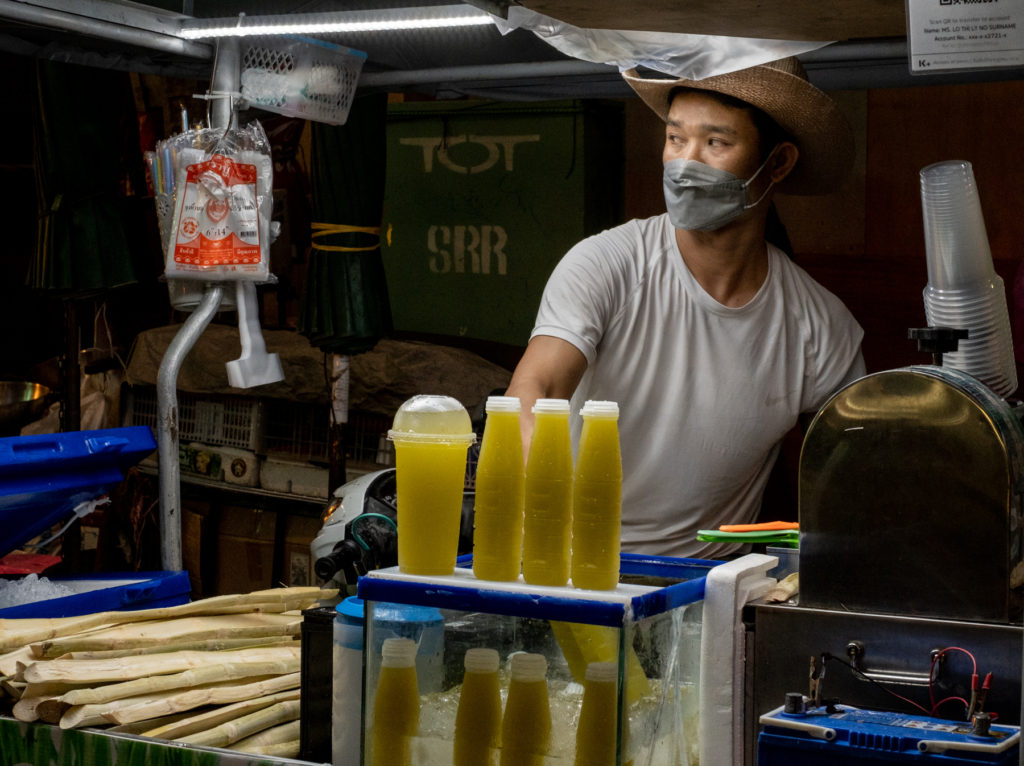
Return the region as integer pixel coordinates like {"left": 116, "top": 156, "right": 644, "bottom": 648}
{"left": 531, "top": 226, "right": 635, "bottom": 365}
{"left": 801, "top": 288, "right": 865, "bottom": 413}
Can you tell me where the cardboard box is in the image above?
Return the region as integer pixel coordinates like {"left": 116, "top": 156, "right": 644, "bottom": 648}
{"left": 215, "top": 505, "right": 277, "bottom": 595}
{"left": 281, "top": 514, "right": 322, "bottom": 587}
{"left": 181, "top": 499, "right": 212, "bottom": 597}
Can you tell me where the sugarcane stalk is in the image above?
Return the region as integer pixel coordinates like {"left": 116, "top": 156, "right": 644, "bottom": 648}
{"left": 236, "top": 739, "right": 301, "bottom": 758}
{"left": 12, "top": 694, "right": 52, "bottom": 722}
{"left": 62, "top": 654, "right": 300, "bottom": 706}
{"left": 106, "top": 710, "right": 196, "bottom": 736}
{"left": 23, "top": 679, "right": 98, "bottom": 698}
{"left": 231, "top": 719, "right": 301, "bottom": 754}
{"left": 142, "top": 688, "right": 300, "bottom": 740}
{"left": 35, "top": 696, "right": 69, "bottom": 724}
{"left": 1, "top": 646, "right": 39, "bottom": 677}
{"left": 60, "top": 707, "right": 110, "bottom": 729}
{"left": 34, "top": 613, "right": 301, "bottom": 657}
{"left": 22, "top": 638, "right": 301, "bottom": 684}
{"left": 102, "top": 671, "right": 301, "bottom": 725}
{"left": 50, "top": 635, "right": 298, "bottom": 661}
{"left": 0, "top": 586, "right": 336, "bottom": 652}
{"left": 177, "top": 698, "right": 301, "bottom": 748}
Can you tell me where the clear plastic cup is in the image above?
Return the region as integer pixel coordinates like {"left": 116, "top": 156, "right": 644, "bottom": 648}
{"left": 388, "top": 394, "right": 476, "bottom": 576}
{"left": 919, "top": 160, "right": 1017, "bottom": 398}
{"left": 920, "top": 160, "right": 996, "bottom": 290}
{"left": 921, "top": 278, "right": 1017, "bottom": 397}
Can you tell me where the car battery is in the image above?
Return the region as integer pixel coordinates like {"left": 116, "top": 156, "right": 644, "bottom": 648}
{"left": 758, "top": 703, "right": 1020, "bottom": 765}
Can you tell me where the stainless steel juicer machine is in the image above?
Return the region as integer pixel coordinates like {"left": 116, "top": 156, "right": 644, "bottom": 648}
{"left": 745, "top": 360, "right": 1024, "bottom": 765}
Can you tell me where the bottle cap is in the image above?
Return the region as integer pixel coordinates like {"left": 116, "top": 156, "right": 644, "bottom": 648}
{"left": 485, "top": 396, "right": 521, "bottom": 413}
{"left": 581, "top": 400, "right": 619, "bottom": 418}
{"left": 584, "top": 661, "right": 618, "bottom": 684}
{"left": 509, "top": 652, "right": 547, "bottom": 682}
{"left": 464, "top": 647, "right": 500, "bottom": 674}
{"left": 532, "top": 398, "right": 570, "bottom": 415}
{"left": 380, "top": 637, "right": 417, "bottom": 668}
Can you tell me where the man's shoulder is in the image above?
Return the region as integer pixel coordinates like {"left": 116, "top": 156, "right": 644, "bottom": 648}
{"left": 569, "top": 214, "right": 671, "bottom": 268}
{"left": 769, "top": 247, "right": 861, "bottom": 331}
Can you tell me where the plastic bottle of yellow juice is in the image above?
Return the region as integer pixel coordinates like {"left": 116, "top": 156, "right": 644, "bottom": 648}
{"left": 574, "top": 661, "right": 620, "bottom": 766}
{"left": 571, "top": 401, "right": 623, "bottom": 591}
{"left": 500, "top": 653, "right": 551, "bottom": 766}
{"left": 473, "top": 397, "right": 525, "bottom": 581}
{"left": 522, "top": 398, "right": 573, "bottom": 586}
{"left": 453, "top": 648, "right": 502, "bottom": 766}
{"left": 371, "top": 637, "right": 420, "bottom": 766}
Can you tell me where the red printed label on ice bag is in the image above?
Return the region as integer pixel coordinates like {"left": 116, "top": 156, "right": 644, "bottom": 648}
{"left": 172, "top": 154, "right": 261, "bottom": 269}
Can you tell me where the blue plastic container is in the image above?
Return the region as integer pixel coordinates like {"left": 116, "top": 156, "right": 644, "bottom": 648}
{"left": 0, "top": 426, "right": 157, "bottom": 557}
{"left": 758, "top": 704, "right": 1020, "bottom": 765}
{"left": 0, "top": 570, "right": 191, "bottom": 618}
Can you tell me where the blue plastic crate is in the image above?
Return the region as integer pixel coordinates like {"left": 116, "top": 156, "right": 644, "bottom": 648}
{"left": 0, "top": 570, "right": 191, "bottom": 618}
{"left": 0, "top": 426, "right": 156, "bottom": 558}
{"left": 758, "top": 704, "right": 1020, "bottom": 765}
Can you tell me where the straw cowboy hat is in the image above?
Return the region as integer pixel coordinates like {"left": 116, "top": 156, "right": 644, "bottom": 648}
{"left": 623, "top": 57, "right": 853, "bottom": 195}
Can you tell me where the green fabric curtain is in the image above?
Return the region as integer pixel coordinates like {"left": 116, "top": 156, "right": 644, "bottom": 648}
{"left": 29, "top": 60, "right": 141, "bottom": 294}
{"left": 299, "top": 93, "right": 392, "bottom": 354}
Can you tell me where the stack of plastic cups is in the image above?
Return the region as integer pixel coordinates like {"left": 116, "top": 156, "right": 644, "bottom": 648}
{"left": 920, "top": 160, "right": 1017, "bottom": 398}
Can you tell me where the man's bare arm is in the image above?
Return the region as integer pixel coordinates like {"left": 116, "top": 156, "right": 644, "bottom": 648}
{"left": 505, "top": 335, "right": 588, "bottom": 457}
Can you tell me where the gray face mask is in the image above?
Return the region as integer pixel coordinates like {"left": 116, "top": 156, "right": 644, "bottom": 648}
{"left": 663, "top": 151, "right": 777, "bottom": 231}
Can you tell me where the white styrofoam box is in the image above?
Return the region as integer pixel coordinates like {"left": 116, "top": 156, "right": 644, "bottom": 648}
{"left": 219, "top": 446, "right": 261, "bottom": 488}
{"left": 260, "top": 457, "right": 329, "bottom": 499}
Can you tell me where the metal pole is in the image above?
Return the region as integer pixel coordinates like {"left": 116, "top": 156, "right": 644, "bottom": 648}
{"left": 156, "top": 286, "right": 222, "bottom": 570}
{"left": 156, "top": 38, "right": 239, "bottom": 571}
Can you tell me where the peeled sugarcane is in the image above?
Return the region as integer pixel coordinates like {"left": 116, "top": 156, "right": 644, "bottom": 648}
{"left": 23, "top": 679, "right": 96, "bottom": 698}
{"left": 21, "top": 638, "right": 301, "bottom": 685}
{"left": 236, "top": 739, "right": 301, "bottom": 759}
{"left": 34, "top": 696, "right": 69, "bottom": 724}
{"left": 0, "top": 586, "right": 336, "bottom": 652}
{"left": 50, "top": 635, "right": 298, "bottom": 661}
{"left": 12, "top": 694, "right": 53, "bottom": 722}
{"left": 106, "top": 710, "right": 198, "bottom": 736}
{"left": 765, "top": 572, "right": 799, "bottom": 603}
{"left": 60, "top": 689, "right": 184, "bottom": 730}
{"left": 0, "top": 646, "right": 39, "bottom": 677}
{"left": 101, "top": 671, "right": 301, "bottom": 726}
{"left": 177, "top": 698, "right": 301, "bottom": 748}
{"left": 61, "top": 652, "right": 301, "bottom": 706}
{"left": 142, "top": 688, "right": 300, "bottom": 740}
{"left": 231, "top": 719, "right": 301, "bottom": 756}
{"left": 59, "top": 672, "right": 300, "bottom": 730}
{"left": 30, "top": 613, "right": 302, "bottom": 659}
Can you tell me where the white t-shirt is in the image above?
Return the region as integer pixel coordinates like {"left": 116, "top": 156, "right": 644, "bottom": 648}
{"left": 532, "top": 214, "right": 864, "bottom": 559}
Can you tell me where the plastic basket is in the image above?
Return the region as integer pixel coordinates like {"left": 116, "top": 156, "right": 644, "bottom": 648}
{"left": 125, "top": 386, "right": 265, "bottom": 453}
{"left": 240, "top": 36, "right": 366, "bottom": 126}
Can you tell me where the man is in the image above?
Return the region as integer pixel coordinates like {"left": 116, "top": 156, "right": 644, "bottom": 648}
{"left": 505, "top": 57, "right": 865, "bottom": 559}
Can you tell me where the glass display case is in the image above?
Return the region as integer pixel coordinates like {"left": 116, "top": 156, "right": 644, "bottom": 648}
{"left": 356, "top": 554, "right": 719, "bottom": 766}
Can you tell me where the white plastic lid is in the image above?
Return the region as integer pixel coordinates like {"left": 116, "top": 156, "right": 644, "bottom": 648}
{"left": 464, "top": 647, "right": 500, "bottom": 674}
{"left": 380, "top": 637, "right": 417, "bottom": 668}
{"left": 584, "top": 661, "right": 618, "bottom": 684}
{"left": 485, "top": 395, "right": 521, "bottom": 413}
{"left": 388, "top": 394, "right": 476, "bottom": 445}
{"left": 581, "top": 400, "right": 619, "bottom": 418}
{"left": 532, "top": 398, "right": 570, "bottom": 415}
{"left": 509, "top": 652, "right": 547, "bottom": 682}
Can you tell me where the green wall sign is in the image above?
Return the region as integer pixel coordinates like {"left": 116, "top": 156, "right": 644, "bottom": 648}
{"left": 383, "top": 100, "right": 623, "bottom": 347}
